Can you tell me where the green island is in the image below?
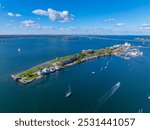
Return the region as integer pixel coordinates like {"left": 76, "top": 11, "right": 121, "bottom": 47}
{"left": 11, "top": 42, "right": 132, "bottom": 84}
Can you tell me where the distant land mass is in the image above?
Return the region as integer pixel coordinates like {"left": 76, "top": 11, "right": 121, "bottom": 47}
{"left": 0, "top": 35, "right": 77, "bottom": 39}
{"left": 135, "top": 37, "right": 150, "bottom": 41}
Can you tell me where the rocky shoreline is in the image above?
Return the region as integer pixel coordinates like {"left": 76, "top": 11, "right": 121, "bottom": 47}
{"left": 11, "top": 42, "right": 141, "bottom": 85}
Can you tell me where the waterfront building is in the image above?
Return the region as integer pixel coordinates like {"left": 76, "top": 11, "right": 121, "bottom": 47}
{"left": 37, "top": 71, "right": 42, "bottom": 76}
{"left": 42, "top": 68, "right": 51, "bottom": 74}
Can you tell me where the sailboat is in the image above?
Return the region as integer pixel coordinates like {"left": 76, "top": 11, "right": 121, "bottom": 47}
{"left": 65, "top": 85, "right": 72, "bottom": 98}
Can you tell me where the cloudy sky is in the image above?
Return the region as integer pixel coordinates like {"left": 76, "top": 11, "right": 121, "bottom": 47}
{"left": 0, "top": 0, "right": 150, "bottom": 35}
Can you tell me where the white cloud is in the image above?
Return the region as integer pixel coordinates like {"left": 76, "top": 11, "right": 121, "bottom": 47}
{"left": 42, "top": 26, "right": 53, "bottom": 29}
{"left": 116, "top": 23, "right": 125, "bottom": 26}
{"left": 8, "top": 12, "right": 14, "bottom": 16}
{"left": 21, "top": 20, "right": 40, "bottom": 28}
{"left": 7, "top": 12, "right": 22, "bottom": 17}
{"left": 62, "top": 26, "right": 78, "bottom": 31}
{"left": 139, "top": 23, "right": 150, "bottom": 30}
{"left": 139, "top": 27, "right": 150, "bottom": 30}
{"left": 69, "top": 26, "right": 77, "bottom": 29}
{"left": 59, "top": 27, "right": 65, "bottom": 31}
{"left": 32, "top": 8, "right": 74, "bottom": 22}
{"left": 32, "top": 9, "right": 48, "bottom": 16}
{"left": 141, "top": 23, "right": 150, "bottom": 27}
{"left": 16, "top": 14, "right": 22, "bottom": 17}
{"left": 104, "top": 18, "right": 115, "bottom": 22}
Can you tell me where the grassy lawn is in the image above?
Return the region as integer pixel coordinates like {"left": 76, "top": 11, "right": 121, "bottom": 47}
{"left": 95, "top": 48, "right": 113, "bottom": 55}
{"left": 24, "top": 73, "right": 38, "bottom": 80}
{"left": 18, "top": 47, "right": 115, "bottom": 80}
{"left": 19, "top": 70, "right": 36, "bottom": 78}
{"left": 50, "top": 55, "right": 74, "bottom": 63}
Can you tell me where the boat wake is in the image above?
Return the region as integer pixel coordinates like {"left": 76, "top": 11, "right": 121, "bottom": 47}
{"left": 88, "top": 82, "right": 121, "bottom": 112}
{"left": 138, "top": 108, "right": 143, "bottom": 113}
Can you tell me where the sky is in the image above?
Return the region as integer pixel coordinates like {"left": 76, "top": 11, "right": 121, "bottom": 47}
{"left": 0, "top": 0, "right": 150, "bottom": 35}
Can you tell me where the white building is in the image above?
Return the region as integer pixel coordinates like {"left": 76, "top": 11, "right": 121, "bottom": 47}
{"left": 124, "top": 42, "right": 131, "bottom": 47}
{"left": 42, "top": 68, "right": 51, "bottom": 74}
{"left": 37, "top": 71, "right": 42, "bottom": 76}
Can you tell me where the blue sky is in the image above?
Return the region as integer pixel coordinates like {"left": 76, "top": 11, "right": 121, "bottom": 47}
{"left": 0, "top": 0, "right": 150, "bottom": 35}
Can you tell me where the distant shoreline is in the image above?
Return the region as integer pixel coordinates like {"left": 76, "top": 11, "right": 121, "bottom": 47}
{"left": 0, "top": 35, "right": 150, "bottom": 39}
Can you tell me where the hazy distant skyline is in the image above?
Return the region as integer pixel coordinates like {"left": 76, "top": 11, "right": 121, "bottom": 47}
{"left": 0, "top": 0, "right": 150, "bottom": 35}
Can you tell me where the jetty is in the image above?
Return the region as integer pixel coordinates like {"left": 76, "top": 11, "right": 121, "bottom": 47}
{"left": 11, "top": 42, "right": 137, "bottom": 85}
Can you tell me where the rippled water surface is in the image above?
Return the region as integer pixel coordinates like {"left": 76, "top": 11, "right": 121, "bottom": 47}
{"left": 0, "top": 35, "right": 150, "bottom": 113}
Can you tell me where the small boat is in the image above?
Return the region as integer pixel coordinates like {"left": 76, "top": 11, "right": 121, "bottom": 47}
{"left": 65, "top": 86, "right": 72, "bottom": 98}
{"left": 104, "top": 66, "right": 108, "bottom": 69}
{"left": 92, "top": 72, "right": 95, "bottom": 74}
{"left": 17, "top": 48, "right": 21, "bottom": 52}
{"left": 116, "top": 82, "right": 121, "bottom": 87}
{"left": 148, "top": 96, "right": 150, "bottom": 100}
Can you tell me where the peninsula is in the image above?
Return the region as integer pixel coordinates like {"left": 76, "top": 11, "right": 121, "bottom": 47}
{"left": 135, "top": 37, "right": 150, "bottom": 41}
{"left": 11, "top": 42, "right": 136, "bottom": 84}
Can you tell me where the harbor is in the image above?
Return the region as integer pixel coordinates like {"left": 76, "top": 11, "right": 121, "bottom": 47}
{"left": 0, "top": 35, "right": 149, "bottom": 113}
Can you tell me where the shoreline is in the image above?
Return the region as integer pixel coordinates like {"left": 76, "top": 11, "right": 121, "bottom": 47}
{"left": 11, "top": 42, "right": 135, "bottom": 85}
